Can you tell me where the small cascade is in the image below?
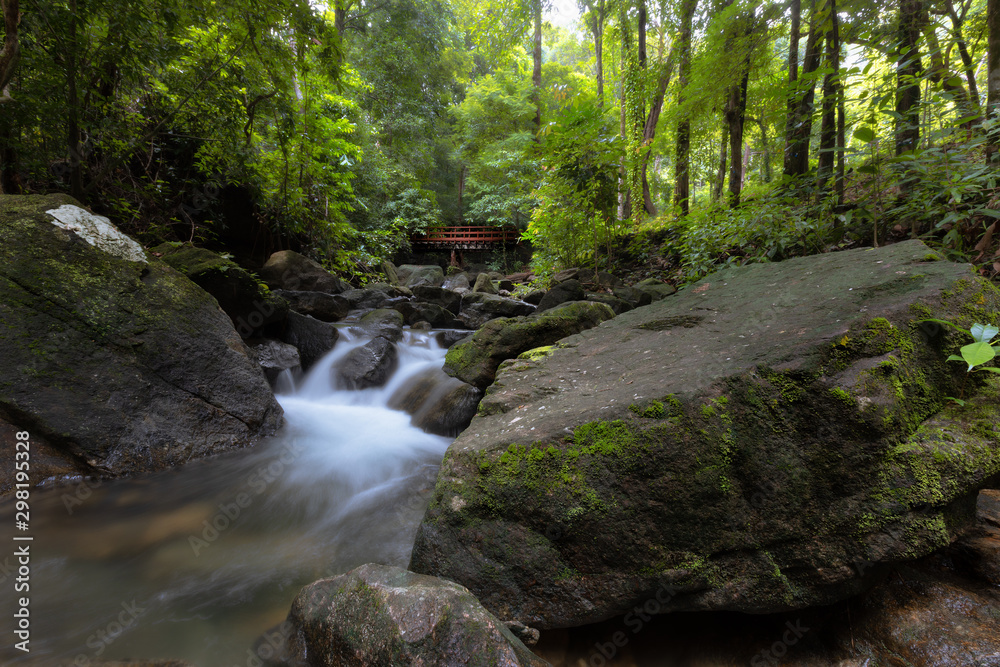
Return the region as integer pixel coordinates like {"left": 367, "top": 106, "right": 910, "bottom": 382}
{"left": 0, "top": 329, "right": 456, "bottom": 666}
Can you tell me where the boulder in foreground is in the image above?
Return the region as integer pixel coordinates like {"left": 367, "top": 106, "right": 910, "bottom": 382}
{"left": 0, "top": 194, "right": 282, "bottom": 490}
{"left": 285, "top": 564, "right": 549, "bottom": 667}
{"left": 410, "top": 241, "right": 1000, "bottom": 628}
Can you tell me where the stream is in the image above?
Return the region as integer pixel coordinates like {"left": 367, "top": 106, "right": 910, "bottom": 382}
{"left": 0, "top": 329, "right": 454, "bottom": 666}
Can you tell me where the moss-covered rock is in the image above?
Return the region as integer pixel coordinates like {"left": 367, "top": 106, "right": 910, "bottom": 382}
{"left": 0, "top": 194, "right": 282, "bottom": 488}
{"left": 410, "top": 240, "right": 1000, "bottom": 629}
{"left": 259, "top": 249, "right": 347, "bottom": 293}
{"left": 152, "top": 243, "right": 287, "bottom": 338}
{"left": 285, "top": 564, "right": 549, "bottom": 666}
{"left": 444, "top": 301, "right": 616, "bottom": 390}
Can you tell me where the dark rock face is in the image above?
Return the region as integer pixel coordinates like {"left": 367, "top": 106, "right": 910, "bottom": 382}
{"left": 389, "top": 367, "right": 481, "bottom": 436}
{"left": 334, "top": 337, "right": 399, "bottom": 389}
{"left": 351, "top": 308, "right": 405, "bottom": 342}
{"left": 0, "top": 195, "right": 282, "bottom": 486}
{"left": 260, "top": 249, "right": 347, "bottom": 293}
{"left": 392, "top": 301, "right": 461, "bottom": 329}
{"left": 523, "top": 289, "right": 546, "bottom": 306}
{"left": 633, "top": 277, "right": 677, "bottom": 301}
{"left": 280, "top": 312, "right": 340, "bottom": 370}
{"left": 585, "top": 292, "right": 633, "bottom": 315}
{"left": 458, "top": 293, "right": 536, "bottom": 329}
{"left": 950, "top": 488, "right": 1000, "bottom": 585}
{"left": 536, "top": 279, "right": 584, "bottom": 312}
{"left": 411, "top": 241, "right": 1000, "bottom": 629}
{"left": 272, "top": 290, "right": 350, "bottom": 322}
{"left": 248, "top": 339, "right": 301, "bottom": 383}
{"left": 153, "top": 244, "right": 287, "bottom": 339}
{"left": 284, "top": 564, "right": 550, "bottom": 667}
{"left": 473, "top": 272, "right": 498, "bottom": 294}
{"left": 340, "top": 283, "right": 413, "bottom": 311}
{"left": 612, "top": 285, "right": 653, "bottom": 309}
{"left": 444, "top": 301, "right": 616, "bottom": 390}
{"left": 398, "top": 264, "right": 445, "bottom": 288}
{"left": 411, "top": 284, "right": 462, "bottom": 313}
{"left": 443, "top": 272, "right": 471, "bottom": 290}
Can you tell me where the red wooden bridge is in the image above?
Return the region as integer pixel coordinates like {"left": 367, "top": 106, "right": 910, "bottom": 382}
{"left": 411, "top": 225, "right": 522, "bottom": 250}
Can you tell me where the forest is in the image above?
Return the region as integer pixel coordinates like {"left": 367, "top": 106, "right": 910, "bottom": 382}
{"left": 1, "top": 0, "right": 999, "bottom": 284}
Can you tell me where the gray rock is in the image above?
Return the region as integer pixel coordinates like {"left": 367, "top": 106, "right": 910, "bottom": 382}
{"left": 523, "top": 289, "right": 546, "bottom": 306}
{"left": 552, "top": 267, "right": 581, "bottom": 283}
{"left": 381, "top": 259, "right": 400, "bottom": 285}
{"left": 411, "top": 241, "right": 1000, "bottom": 628}
{"left": 585, "top": 292, "right": 634, "bottom": 315}
{"left": 473, "top": 272, "right": 498, "bottom": 294}
{"left": 0, "top": 194, "right": 282, "bottom": 487}
{"left": 280, "top": 312, "right": 340, "bottom": 370}
{"left": 399, "top": 264, "right": 445, "bottom": 288}
{"left": 248, "top": 339, "right": 301, "bottom": 383}
{"left": 334, "top": 337, "right": 398, "bottom": 389}
{"left": 260, "top": 249, "right": 347, "bottom": 293}
{"left": 392, "top": 301, "right": 461, "bottom": 329}
{"left": 340, "top": 284, "right": 413, "bottom": 310}
{"left": 443, "top": 272, "right": 471, "bottom": 290}
{"left": 389, "top": 367, "right": 482, "bottom": 436}
{"left": 612, "top": 285, "right": 653, "bottom": 308}
{"left": 351, "top": 308, "right": 405, "bottom": 342}
{"left": 633, "top": 277, "right": 677, "bottom": 301}
{"left": 436, "top": 330, "right": 474, "bottom": 349}
{"left": 272, "top": 290, "right": 350, "bottom": 322}
{"left": 536, "top": 279, "right": 585, "bottom": 312}
{"left": 412, "top": 284, "right": 462, "bottom": 313}
{"left": 284, "top": 564, "right": 550, "bottom": 667}
{"left": 458, "top": 293, "right": 536, "bottom": 329}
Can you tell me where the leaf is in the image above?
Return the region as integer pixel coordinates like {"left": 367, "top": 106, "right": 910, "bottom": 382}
{"left": 947, "top": 354, "right": 966, "bottom": 362}
{"left": 975, "top": 209, "right": 1000, "bottom": 219}
{"left": 960, "top": 341, "right": 996, "bottom": 370}
{"left": 853, "top": 126, "right": 875, "bottom": 143}
{"left": 970, "top": 323, "right": 999, "bottom": 343}
{"left": 918, "top": 318, "right": 968, "bottom": 335}
{"left": 857, "top": 165, "right": 878, "bottom": 175}
{"left": 974, "top": 366, "right": 1000, "bottom": 374}
{"left": 945, "top": 396, "right": 967, "bottom": 406}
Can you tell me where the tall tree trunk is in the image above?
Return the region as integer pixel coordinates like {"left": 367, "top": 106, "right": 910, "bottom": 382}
{"left": 944, "top": 0, "right": 982, "bottom": 117}
{"left": 673, "top": 0, "right": 697, "bottom": 215}
{"left": 714, "top": 123, "right": 728, "bottom": 201}
{"left": 755, "top": 117, "right": 772, "bottom": 183}
{"left": 836, "top": 75, "right": 846, "bottom": 205}
{"left": 817, "top": 0, "right": 839, "bottom": 193}
{"left": 989, "top": 0, "right": 1000, "bottom": 162}
{"left": 532, "top": 0, "right": 542, "bottom": 134}
{"left": 783, "top": 0, "right": 801, "bottom": 176}
{"left": 67, "top": 0, "right": 84, "bottom": 199}
{"left": 785, "top": 0, "right": 824, "bottom": 178}
{"left": 585, "top": 0, "right": 606, "bottom": 105}
{"left": 0, "top": 0, "right": 18, "bottom": 97}
{"left": 726, "top": 70, "right": 750, "bottom": 206}
{"left": 639, "top": 43, "right": 679, "bottom": 215}
{"left": 922, "top": 8, "right": 972, "bottom": 122}
{"left": 895, "top": 0, "right": 922, "bottom": 156}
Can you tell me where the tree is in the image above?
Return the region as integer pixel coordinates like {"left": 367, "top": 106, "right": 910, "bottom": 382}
{"left": 674, "top": 0, "right": 698, "bottom": 215}
{"left": 895, "top": 0, "right": 922, "bottom": 155}
{"left": 989, "top": 0, "right": 1000, "bottom": 162}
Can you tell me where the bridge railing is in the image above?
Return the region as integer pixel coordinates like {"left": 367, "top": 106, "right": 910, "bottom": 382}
{"left": 412, "top": 225, "right": 522, "bottom": 247}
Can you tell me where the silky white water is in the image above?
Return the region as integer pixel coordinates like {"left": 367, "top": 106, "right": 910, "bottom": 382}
{"left": 0, "top": 330, "right": 453, "bottom": 666}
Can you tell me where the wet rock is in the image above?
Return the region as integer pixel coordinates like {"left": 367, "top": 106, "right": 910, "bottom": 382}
{"left": 444, "top": 301, "right": 616, "bottom": 390}
{"left": 505, "top": 271, "right": 534, "bottom": 283}
{"left": 381, "top": 259, "right": 400, "bottom": 285}
{"left": 411, "top": 241, "right": 1000, "bottom": 629}
{"left": 259, "top": 249, "right": 347, "bottom": 293}
{"left": 536, "top": 279, "right": 585, "bottom": 313}
{"left": 591, "top": 271, "right": 624, "bottom": 289}
{"left": 284, "top": 564, "right": 550, "bottom": 667}
{"left": 523, "top": 289, "right": 546, "bottom": 306}
{"left": 473, "top": 272, "right": 498, "bottom": 294}
{"left": 506, "top": 621, "right": 541, "bottom": 647}
{"left": 552, "top": 267, "right": 580, "bottom": 283}
{"left": 398, "top": 264, "right": 445, "bottom": 288}
{"left": 436, "top": 330, "right": 473, "bottom": 349}
{"left": 411, "top": 284, "right": 462, "bottom": 313}
{"left": 153, "top": 244, "right": 287, "bottom": 339}
{"left": 351, "top": 308, "right": 405, "bottom": 342}
{"left": 585, "top": 292, "right": 633, "bottom": 315}
{"left": 272, "top": 290, "right": 350, "bottom": 322}
{"left": 458, "top": 293, "right": 536, "bottom": 329}
{"left": 389, "top": 367, "right": 481, "bottom": 436}
{"left": 633, "top": 277, "right": 677, "bottom": 301}
{"left": 279, "top": 312, "right": 339, "bottom": 371}
{"left": 392, "top": 301, "right": 461, "bottom": 329}
{"left": 0, "top": 194, "right": 282, "bottom": 486}
{"left": 612, "top": 285, "right": 653, "bottom": 308}
{"left": 443, "top": 272, "right": 471, "bottom": 290}
{"left": 950, "top": 488, "right": 1000, "bottom": 585}
{"left": 248, "top": 339, "right": 301, "bottom": 383}
{"left": 334, "top": 337, "right": 398, "bottom": 389}
{"left": 340, "top": 284, "right": 413, "bottom": 310}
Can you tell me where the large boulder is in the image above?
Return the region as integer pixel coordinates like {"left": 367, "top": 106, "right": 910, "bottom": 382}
{"left": 284, "top": 564, "right": 550, "bottom": 667}
{"left": 272, "top": 290, "right": 350, "bottom": 322}
{"left": 152, "top": 244, "right": 287, "bottom": 339}
{"left": 389, "top": 367, "right": 482, "bottom": 436}
{"left": 351, "top": 308, "right": 405, "bottom": 343}
{"left": 280, "top": 312, "right": 340, "bottom": 370}
{"left": 535, "top": 279, "right": 584, "bottom": 313}
{"left": 248, "top": 339, "right": 301, "bottom": 384}
{"left": 950, "top": 488, "right": 1000, "bottom": 585}
{"left": 0, "top": 195, "right": 282, "bottom": 489}
{"left": 334, "top": 337, "right": 399, "bottom": 389}
{"left": 398, "top": 264, "right": 445, "bottom": 288}
{"left": 412, "top": 284, "right": 462, "bottom": 314}
{"left": 473, "top": 272, "right": 498, "bottom": 294}
{"left": 392, "top": 301, "right": 462, "bottom": 329}
{"left": 340, "top": 284, "right": 413, "bottom": 310}
{"left": 410, "top": 241, "right": 1000, "bottom": 629}
{"left": 458, "top": 293, "right": 536, "bottom": 329}
{"left": 444, "top": 301, "right": 617, "bottom": 390}
{"left": 633, "top": 277, "right": 677, "bottom": 301}
{"left": 259, "top": 249, "right": 347, "bottom": 293}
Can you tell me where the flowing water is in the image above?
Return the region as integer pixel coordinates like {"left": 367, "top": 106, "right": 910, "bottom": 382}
{"left": 0, "top": 330, "right": 454, "bottom": 666}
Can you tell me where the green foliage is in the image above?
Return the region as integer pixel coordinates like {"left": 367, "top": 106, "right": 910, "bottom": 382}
{"left": 920, "top": 318, "right": 1000, "bottom": 404}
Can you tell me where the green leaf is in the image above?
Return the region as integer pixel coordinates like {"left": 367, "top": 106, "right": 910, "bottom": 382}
{"left": 946, "top": 354, "right": 965, "bottom": 363}
{"left": 853, "top": 126, "right": 875, "bottom": 143}
{"left": 960, "top": 341, "right": 996, "bottom": 370}
{"left": 974, "top": 366, "right": 1000, "bottom": 374}
{"left": 918, "top": 318, "right": 968, "bottom": 335}
{"left": 945, "top": 396, "right": 967, "bottom": 406}
{"left": 970, "top": 323, "right": 999, "bottom": 343}
{"left": 857, "top": 165, "right": 878, "bottom": 174}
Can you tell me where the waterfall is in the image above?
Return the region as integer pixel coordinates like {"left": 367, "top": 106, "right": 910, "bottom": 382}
{"left": 0, "top": 330, "right": 454, "bottom": 666}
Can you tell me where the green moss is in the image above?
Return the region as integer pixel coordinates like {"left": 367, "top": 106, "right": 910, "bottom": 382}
{"left": 518, "top": 345, "right": 556, "bottom": 361}
{"left": 629, "top": 400, "right": 665, "bottom": 418}
{"left": 828, "top": 387, "right": 854, "bottom": 405}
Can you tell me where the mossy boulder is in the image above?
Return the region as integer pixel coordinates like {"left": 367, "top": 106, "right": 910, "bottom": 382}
{"left": 0, "top": 194, "right": 282, "bottom": 487}
{"left": 536, "top": 279, "right": 584, "bottom": 313}
{"left": 285, "top": 564, "right": 549, "bottom": 667}
{"left": 259, "top": 249, "right": 347, "bottom": 293}
{"left": 473, "top": 272, "right": 498, "bottom": 294}
{"left": 389, "top": 367, "right": 482, "bottom": 437}
{"left": 152, "top": 243, "right": 287, "bottom": 338}
{"left": 444, "top": 301, "right": 616, "bottom": 390}
{"left": 398, "top": 264, "right": 445, "bottom": 288}
{"left": 458, "top": 292, "right": 536, "bottom": 329}
{"left": 410, "top": 241, "right": 1000, "bottom": 629}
